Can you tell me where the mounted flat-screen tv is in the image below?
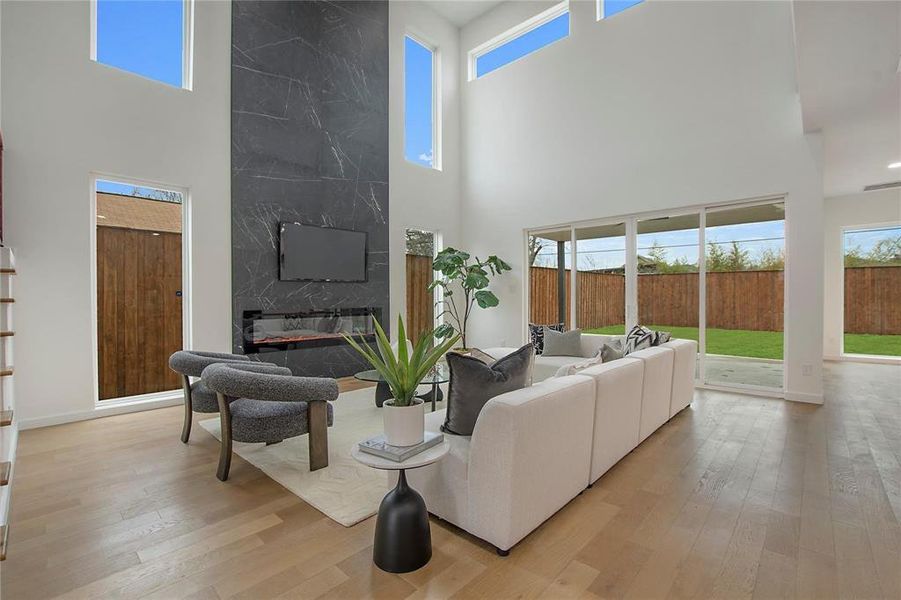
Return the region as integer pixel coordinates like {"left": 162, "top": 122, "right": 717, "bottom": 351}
{"left": 279, "top": 222, "right": 367, "bottom": 282}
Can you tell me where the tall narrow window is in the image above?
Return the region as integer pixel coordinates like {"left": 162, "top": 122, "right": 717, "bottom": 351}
{"left": 95, "top": 179, "right": 185, "bottom": 401}
{"left": 471, "top": 3, "right": 569, "bottom": 80}
{"left": 842, "top": 225, "right": 901, "bottom": 358}
{"left": 404, "top": 36, "right": 437, "bottom": 169}
{"left": 598, "top": 0, "right": 644, "bottom": 20}
{"left": 93, "top": 0, "right": 190, "bottom": 89}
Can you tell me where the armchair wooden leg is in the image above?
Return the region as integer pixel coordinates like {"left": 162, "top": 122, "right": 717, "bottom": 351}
{"left": 180, "top": 374, "right": 193, "bottom": 444}
{"left": 216, "top": 393, "right": 233, "bottom": 481}
{"left": 308, "top": 401, "right": 329, "bottom": 471}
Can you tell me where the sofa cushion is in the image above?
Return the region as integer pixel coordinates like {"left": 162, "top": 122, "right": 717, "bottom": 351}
{"left": 442, "top": 344, "right": 534, "bottom": 436}
{"left": 528, "top": 322, "right": 564, "bottom": 355}
{"left": 628, "top": 346, "right": 675, "bottom": 441}
{"left": 542, "top": 328, "right": 582, "bottom": 357}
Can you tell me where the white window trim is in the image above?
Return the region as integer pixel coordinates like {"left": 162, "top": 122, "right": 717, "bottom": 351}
{"left": 838, "top": 221, "right": 901, "bottom": 363}
{"left": 524, "top": 194, "right": 789, "bottom": 398}
{"left": 90, "top": 0, "right": 195, "bottom": 91}
{"left": 404, "top": 32, "right": 442, "bottom": 171}
{"left": 90, "top": 173, "right": 193, "bottom": 409}
{"left": 596, "top": 0, "right": 644, "bottom": 21}
{"left": 468, "top": 0, "right": 569, "bottom": 81}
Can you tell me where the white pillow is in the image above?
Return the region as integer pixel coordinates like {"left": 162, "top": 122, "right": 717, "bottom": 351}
{"left": 554, "top": 353, "right": 603, "bottom": 377}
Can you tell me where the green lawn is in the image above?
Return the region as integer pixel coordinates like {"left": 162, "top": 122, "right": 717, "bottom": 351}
{"left": 585, "top": 325, "right": 901, "bottom": 360}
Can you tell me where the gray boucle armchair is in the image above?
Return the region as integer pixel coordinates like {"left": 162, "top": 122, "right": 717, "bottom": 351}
{"left": 201, "top": 362, "right": 339, "bottom": 480}
{"left": 168, "top": 350, "right": 254, "bottom": 443}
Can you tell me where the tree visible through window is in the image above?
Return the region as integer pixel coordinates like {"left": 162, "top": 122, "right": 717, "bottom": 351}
{"left": 95, "top": 0, "right": 187, "bottom": 88}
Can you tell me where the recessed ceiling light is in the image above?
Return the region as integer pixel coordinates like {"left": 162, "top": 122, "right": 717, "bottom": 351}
{"left": 889, "top": 162, "right": 901, "bottom": 169}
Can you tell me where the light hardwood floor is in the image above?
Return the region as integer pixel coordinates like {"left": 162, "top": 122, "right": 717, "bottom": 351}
{"left": 2, "top": 362, "right": 899, "bottom": 599}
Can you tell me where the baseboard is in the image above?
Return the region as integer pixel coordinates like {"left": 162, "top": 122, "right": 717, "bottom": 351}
{"left": 19, "top": 396, "right": 181, "bottom": 430}
{"left": 824, "top": 354, "right": 900, "bottom": 365}
{"left": 784, "top": 390, "right": 824, "bottom": 405}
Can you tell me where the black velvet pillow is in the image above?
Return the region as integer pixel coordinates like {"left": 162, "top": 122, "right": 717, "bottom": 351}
{"left": 441, "top": 344, "right": 534, "bottom": 436}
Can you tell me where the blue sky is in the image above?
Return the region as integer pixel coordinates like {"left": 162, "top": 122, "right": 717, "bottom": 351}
{"left": 96, "top": 0, "right": 183, "bottom": 88}
{"left": 97, "top": 179, "right": 182, "bottom": 203}
{"left": 405, "top": 36, "right": 434, "bottom": 168}
{"left": 844, "top": 226, "right": 901, "bottom": 254}
{"left": 535, "top": 221, "right": 787, "bottom": 270}
{"left": 476, "top": 12, "right": 569, "bottom": 79}
{"left": 602, "top": 0, "right": 644, "bottom": 19}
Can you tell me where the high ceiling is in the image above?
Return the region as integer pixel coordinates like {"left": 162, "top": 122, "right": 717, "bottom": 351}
{"left": 421, "top": 0, "right": 502, "bottom": 27}
{"left": 793, "top": 1, "right": 901, "bottom": 197}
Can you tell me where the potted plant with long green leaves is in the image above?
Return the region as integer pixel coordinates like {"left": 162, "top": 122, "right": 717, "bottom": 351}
{"left": 428, "top": 248, "right": 512, "bottom": 350}
{"left": 343, "top": 316, "right": 460, "bottom": 446}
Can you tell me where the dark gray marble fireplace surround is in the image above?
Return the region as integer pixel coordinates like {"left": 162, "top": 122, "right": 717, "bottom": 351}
{"left": 231, "top": 1, "right": 389, "bottom": 378}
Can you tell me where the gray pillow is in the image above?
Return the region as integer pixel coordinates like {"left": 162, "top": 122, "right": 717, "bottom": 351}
{"left": 441, "top": 344, "right": 534, "bottom": 436}
{"left": 600, "top": 339, "right": 624, "bottom": 362}
{"left": 542, "top": 327, "right": 582, "bottom": 357}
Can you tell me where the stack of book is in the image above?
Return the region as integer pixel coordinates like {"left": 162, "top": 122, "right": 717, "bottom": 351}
{"left": 358, "top": 431, "right": 444, "bottom": 462}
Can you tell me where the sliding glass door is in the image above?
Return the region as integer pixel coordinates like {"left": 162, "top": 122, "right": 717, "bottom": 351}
{"left": 526, "top": 197, "right": 786, "bottom": 395}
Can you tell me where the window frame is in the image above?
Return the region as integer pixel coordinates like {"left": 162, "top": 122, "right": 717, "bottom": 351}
{"left": 468, "top": 0, "right": 570, "bottom": 81}
{"left": 403, "top": 32, "right": 441, "bottom": 171}
{"left": 596, "top": 0, "right": 645, "bottom": 21}
{"left": 90, "top": 0, "right": 195, "bottom": 91}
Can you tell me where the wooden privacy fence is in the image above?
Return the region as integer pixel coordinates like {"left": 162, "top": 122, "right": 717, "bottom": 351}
{"left": 405, "top": 254, "right": 434, "bottom": 342}
{"left": 844, "top": 266, "right": 901, "bottom": 335}
{"left": 529, "top": 267, "right": 787, "bottom": 332}
{"left": 97, "top": 226, "right": 183, "bottom": 400}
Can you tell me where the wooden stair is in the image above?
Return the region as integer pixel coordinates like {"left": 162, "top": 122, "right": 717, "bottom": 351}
{"left": 0, "top": 269, "right": 15, "bottom": 275}
{"left": 0, "top": 368, "right": 12, "bottom": 377}
{"left": 0, "top": 525, "right": 7, "bottom": 561}
{"left": 0, "top": 411, "right": 12, "bottom": 427}
{"left": 0, "top": 298, "right": 12, "bottom": 304}
{"left": 0, "top": 462, "right": 9, "bottom": 486}
{"left": 0, "top": 331, "right": 13, "bottom": 337}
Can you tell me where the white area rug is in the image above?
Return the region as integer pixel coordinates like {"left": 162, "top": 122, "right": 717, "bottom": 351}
{"left": 200, "top": 385, "right": 446, "bottom": 527}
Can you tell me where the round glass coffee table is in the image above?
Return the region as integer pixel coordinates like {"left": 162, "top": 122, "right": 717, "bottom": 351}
{"left": 354, "top": 364, "right": 449, "bottom": 410}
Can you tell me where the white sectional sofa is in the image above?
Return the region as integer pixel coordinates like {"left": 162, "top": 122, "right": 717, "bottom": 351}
{"left": 407, "top": 335, "right": 697, "bottom": 555}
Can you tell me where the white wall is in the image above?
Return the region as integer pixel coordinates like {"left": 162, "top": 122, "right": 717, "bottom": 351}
{"left": 1, "top": 0, "right": 232, "bottom": 427}
{"left": 389, "top": 2, "right": 462, "bottom": 333}
{"left": 823, "top": 189, "right": 901, "bottom": 358}
{"left": 459, "top": 0, "right": 825, "bottom": 402}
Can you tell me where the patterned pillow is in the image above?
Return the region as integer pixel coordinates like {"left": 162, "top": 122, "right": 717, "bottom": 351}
{"left": 624, "top": 325, "right": 654, "bottom": 355}
{"left": 528, "top": 322, "right": 564, "bottom": 355}
{"left": 654, "top": 330, "right": 672, "bottom": 345}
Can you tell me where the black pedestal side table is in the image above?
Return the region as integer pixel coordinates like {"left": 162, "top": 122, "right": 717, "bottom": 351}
{"left": 351, "top": 440, "right": 450, "bottom": 573}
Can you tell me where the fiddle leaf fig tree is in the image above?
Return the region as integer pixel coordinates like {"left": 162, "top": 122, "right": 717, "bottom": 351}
{"left": 428, "top": 248, "right": 512, "bottom": 349}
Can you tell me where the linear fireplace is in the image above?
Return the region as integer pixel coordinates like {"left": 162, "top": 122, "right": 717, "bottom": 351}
{"left": 242, "top": 307, "right": 383, "bottom": 354}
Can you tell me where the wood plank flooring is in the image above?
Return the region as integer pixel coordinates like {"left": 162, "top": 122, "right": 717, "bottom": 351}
{"left": 2, "top": 362, "right": 899, "bottom": 599}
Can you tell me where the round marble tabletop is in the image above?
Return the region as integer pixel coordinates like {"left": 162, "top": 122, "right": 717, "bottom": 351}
{"left": 351, "top": 440, "right": 450, "bottom": 471}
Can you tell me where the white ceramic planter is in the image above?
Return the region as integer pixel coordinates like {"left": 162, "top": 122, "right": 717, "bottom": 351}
{"left": 383, "top": 399, "right": 425, "bottom": 447}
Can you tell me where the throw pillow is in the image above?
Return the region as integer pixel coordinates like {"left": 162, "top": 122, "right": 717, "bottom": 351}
{"left": 542, "top": 327, "right": 583, "bottom": 357}
{"left": 600, "top": 339, "right": 624, "bottom": 362}
{"left": 624, "top": 325, "right": 654, "bottom": 355}
{"left": 528, "top": 322, "right": 564, "bottom": 355}
{"left": 653, "top": 330, "right": 672, "bottom": 345}
{"left": 554, "top": 353, "right": 603, "bottom": 377}
{"left": 441, "top": 344, "right": 534, "bottom": 436}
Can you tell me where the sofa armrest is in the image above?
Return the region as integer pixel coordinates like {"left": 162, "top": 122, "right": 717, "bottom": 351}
{"left": 466, "top": 375, "right": 596, "bottom": 551}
